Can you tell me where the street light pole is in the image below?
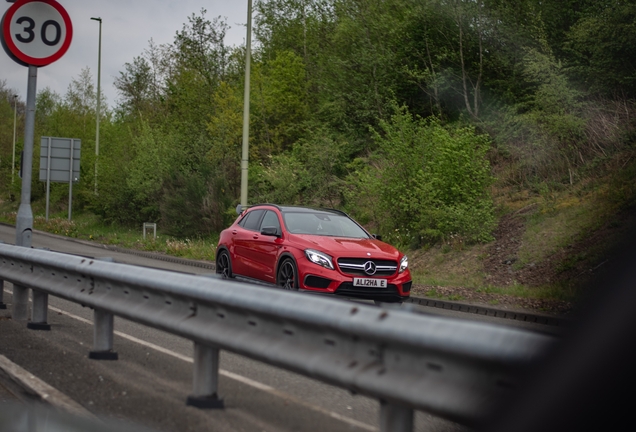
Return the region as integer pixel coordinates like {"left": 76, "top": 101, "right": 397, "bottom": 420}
{"left": 12, "top": 94, "right": 17, "bottom": 184}
{"left": 91, "top": 16, "right": 102, "bottom": 195}
{"left": 240, "top": 0, "right": 252, "bottom": 207}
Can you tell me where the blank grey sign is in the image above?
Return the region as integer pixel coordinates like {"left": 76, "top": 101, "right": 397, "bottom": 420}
{"left": 39, "top": 137, "right": 81, "bottom": 183}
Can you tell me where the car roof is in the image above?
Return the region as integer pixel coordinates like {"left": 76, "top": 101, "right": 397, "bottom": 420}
{"left": 246, "top": 204, "right": 347, "bottom": 216}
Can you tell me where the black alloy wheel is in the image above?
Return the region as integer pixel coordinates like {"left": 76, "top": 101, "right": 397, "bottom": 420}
{"left": 277, "top": 258, "right": 298, "bottom": 290}
{"left": 216, "top": 250, "right": 234, "bottom": 279}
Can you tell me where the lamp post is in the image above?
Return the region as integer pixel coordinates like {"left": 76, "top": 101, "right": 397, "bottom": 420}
{"left": 12, "top": 94, "right": 17, "bottom": 184}
{"left": 240, "top": 0, "right": 252, "bottom": 207}
{"left": 91, "top": 16, "right": 102, "bottom": 195}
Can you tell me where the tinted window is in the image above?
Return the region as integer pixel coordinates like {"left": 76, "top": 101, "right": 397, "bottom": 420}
{"left": 260, "top": 211, "right": 281, "bottom": 233}
{"left": 282, "top": 211, "right": 370, "bottom": 238}
{"left": 242, "top": 210, "right": 265, "bottom": 231}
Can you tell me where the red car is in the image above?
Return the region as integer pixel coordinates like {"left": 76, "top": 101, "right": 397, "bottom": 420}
{"left": 215, "top": 204, "right": 411, "bottom": 302}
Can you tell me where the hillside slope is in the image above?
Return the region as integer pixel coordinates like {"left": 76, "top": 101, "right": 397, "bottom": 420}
{"left": 409, "top": 155, "right": 636, "bottom": 316}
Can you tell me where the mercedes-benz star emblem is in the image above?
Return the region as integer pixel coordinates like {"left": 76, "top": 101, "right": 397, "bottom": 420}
{"left": 364, "top": 261, "right": 377, "bottom": 275}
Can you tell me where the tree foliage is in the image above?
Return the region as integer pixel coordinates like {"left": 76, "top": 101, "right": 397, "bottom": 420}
{"left": 1, "top": 0, "right": 633, "bottom": 246}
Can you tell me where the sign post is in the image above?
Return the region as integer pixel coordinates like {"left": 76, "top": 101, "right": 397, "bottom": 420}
{"left": 1, "top": 0, "right": 72, "bottom": 323}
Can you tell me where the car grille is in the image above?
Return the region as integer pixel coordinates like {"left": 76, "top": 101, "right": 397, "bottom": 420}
{"left": 336, "top": 258, "right": 397, "bottom": 276}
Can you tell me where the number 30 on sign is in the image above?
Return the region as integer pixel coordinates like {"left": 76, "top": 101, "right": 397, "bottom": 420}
{"left": 1, "top": 0, "right": 73, "bottom": 67}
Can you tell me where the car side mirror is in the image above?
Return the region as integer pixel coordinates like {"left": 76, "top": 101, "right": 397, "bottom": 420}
{"left": 261, "top": 226, "right": 280, "bottom": 237}
{"left": 372, "top": 234, "right": 383, "bottom": 241}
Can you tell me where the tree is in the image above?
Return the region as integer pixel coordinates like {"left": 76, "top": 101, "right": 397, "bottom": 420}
{"left": 251, "top": 50, "right": 309, "bottom": 157}
{"left": 566, "top": 1, "right": 636, "bottom": 97}
{"left": 174, "top": 9, "right": 229, "bottom": 86}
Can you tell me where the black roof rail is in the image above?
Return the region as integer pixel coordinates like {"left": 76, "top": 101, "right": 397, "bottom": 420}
{"left": 240, "top": 203, "right": 349, "bottom": 217}
{"left": 237, "top": 203, "right": 282, "bottom": 214}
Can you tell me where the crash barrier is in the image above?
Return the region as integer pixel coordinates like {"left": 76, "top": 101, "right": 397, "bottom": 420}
{"left": 0, "top": 243, "right": 554, "bottom": 432}
{"left": 0, "top": 402, "right": 159, "bottom": 432}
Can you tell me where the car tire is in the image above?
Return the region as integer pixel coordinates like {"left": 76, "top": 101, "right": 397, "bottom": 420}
{"left": 277, "top": 258, "right": 299, "bottom": 290}
{"left": 216, "top": 250, "right": 234, "bottom": 279}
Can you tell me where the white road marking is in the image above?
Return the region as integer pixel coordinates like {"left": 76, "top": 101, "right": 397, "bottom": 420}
{"left": 37, "top": 300, "right": 376, "bottom": 431}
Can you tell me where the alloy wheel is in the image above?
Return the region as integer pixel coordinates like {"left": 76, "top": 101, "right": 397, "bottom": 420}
{"left": 277, "top": 260, "right": 297, "bottom": 290}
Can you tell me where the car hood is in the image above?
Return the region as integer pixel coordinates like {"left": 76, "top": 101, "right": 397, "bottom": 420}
{"left": 287, "top": 234, "right": 402, "bottom": 259}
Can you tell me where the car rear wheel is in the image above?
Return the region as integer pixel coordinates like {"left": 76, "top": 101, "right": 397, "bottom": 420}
{"left": 277, "top": 258, "right": 298, "bottom": 290}
{"left": 216, "top": 250, "right": 234, "bottom": 279}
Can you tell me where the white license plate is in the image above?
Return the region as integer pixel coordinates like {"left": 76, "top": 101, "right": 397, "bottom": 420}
{"left": 353, "top": 278, "right": 387, "bottom": 288}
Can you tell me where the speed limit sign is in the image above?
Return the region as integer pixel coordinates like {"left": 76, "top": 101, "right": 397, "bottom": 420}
{"left": 1, "top": 0, "right": 72, "bottom": 67}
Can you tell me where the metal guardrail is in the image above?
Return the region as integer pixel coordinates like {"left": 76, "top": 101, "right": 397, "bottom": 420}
{"left": 405, "top": 297, "right": 570, "bottom": 327}
{"left": 0, "top": 402, "right": 159, "bottom": 432}
{"left": 0, "top": 243, "right": 555, "bottom": 431}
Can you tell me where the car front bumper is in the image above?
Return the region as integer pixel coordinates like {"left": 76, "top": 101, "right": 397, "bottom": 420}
{"left": 300, "top": 268, "right": 412, "bottom": 302}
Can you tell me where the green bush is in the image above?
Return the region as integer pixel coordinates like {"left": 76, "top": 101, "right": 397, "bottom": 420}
{"left": 347, "top": 107, "right": 496, "bottom": 246}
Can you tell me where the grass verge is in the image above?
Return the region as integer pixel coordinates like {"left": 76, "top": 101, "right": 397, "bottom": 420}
{"left": 0, "top": 208, "right": 217, "bottom": 262}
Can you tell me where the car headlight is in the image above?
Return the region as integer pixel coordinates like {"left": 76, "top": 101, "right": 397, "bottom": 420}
{"left": 305, "top": 249, "right": 334, "bottom": 270}
{"left": 399, "top": 255, "right": 408, "bottom": 273}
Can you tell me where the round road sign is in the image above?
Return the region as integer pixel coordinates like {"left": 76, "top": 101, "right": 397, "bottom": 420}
{"left": 1, "top": 0, "right": 72, "bottom": 67}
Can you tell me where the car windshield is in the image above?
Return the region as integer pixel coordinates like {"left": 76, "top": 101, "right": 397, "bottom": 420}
{"left": 282, "top": 211, "right": 370, "bottom": 238}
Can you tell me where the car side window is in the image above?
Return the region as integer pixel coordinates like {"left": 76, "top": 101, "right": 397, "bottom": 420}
{"left": 241, "top": 210, "right": 265, "bottom": 231}
{"left": 260, "top": 211, "right": 281, "bottom": 234}
{"left": 238, "top": 214, "right": 248, "bottom": 227}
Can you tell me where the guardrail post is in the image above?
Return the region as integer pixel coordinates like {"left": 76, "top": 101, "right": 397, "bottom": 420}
{"left": 379, "top": 401, "right": 414, "bottom": 432}
{"left": 26, "top": 248, "right": 52, "bottom": 329}
{"left": 88, "top": 309, "right": 118, "bottom": 360}
{"left": 27, "top": 289, "right": 51, "bottom": 330}
{"left": 186, "top": 343, "right": 224, "bottom": 409}
{"left": 12, "top": 285, "right": 29, "bottom": 322}
{"left": 87, "top": 257, "right": 118, "bottom": 360}
{"left": 0, "top": 279, "right": 6, "bottom": 310}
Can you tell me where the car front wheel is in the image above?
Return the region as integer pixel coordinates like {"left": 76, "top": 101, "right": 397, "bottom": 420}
{"left": 277, "top": 258, "right": 298, "bottom": 290}
{"left": 216, "top": 250, "right": 234, "bottom": 279}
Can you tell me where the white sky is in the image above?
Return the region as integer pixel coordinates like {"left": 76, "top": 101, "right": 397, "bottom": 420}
{"left": 1, "top": 0, "right": 250, "bottom": 107}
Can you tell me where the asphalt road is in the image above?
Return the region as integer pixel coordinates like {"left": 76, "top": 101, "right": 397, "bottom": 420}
{"left": 0, "top": 224, "right": 472, "bottom": 432}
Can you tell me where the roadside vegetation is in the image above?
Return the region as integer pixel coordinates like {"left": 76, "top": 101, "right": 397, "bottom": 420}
{"left": 0, "top": 210, "right": 216, "bottom": 262}
{"left": 1, "top": 0, "right": 635, "bottom": 313}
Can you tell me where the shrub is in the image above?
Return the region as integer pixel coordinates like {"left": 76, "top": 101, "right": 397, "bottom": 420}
{"left": 347, "top": 107, "right": 496, "bottom": 246}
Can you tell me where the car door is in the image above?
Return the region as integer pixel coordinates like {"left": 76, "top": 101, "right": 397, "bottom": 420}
{"left": 244, "top": 210, "right": 283, "bottom": 283}
{"left": 231, "top": 209, "right": 264, "bottom": 277}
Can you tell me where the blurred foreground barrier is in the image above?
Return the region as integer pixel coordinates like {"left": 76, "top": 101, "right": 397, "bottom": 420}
{"left": 0, "top": 402, "right": 158, "bottom": 432}
{"left": 0, "top": 243, "right": 554, "bottom": 431}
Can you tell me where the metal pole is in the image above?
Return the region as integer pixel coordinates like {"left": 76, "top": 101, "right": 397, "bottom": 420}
{"left": 45, "top": 137, "right": 51, "bottom": 221}
{"left": 379, "top": 402, "right": 414, "bottom": 432}
{"left": 186, "top": 343, "right": 224, "bottom": 408}
{"left": 13, "top": 65, "right": 37, "bottom": 322}
{"left": 89, "top": 257, "right": 118, "bottom": 360}
{"left": 91, "top": 17, "right": 102, "bottom": 195}
{"left": 12, "top": 95, "right": 17, "bottom": 184}
{"left": 89, "top": 309, "right": 118, "bottom": 360}
{"left": 68, "top": 139, "right": 74, "bottom": 221}
{"left": 240, "top": 0, "right": 252, "bottom": 207}
{"left": 28, "top": 289, "right": 50, "bottom": 330}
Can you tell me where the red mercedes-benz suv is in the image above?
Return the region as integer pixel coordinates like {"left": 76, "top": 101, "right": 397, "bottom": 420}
{"left": 216, "top": 204, "right": 411, "bottom": 302}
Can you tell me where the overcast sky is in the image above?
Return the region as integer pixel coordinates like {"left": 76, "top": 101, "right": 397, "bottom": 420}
{"left": 1, "top": 0, "right": 249, "bottom": 107}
